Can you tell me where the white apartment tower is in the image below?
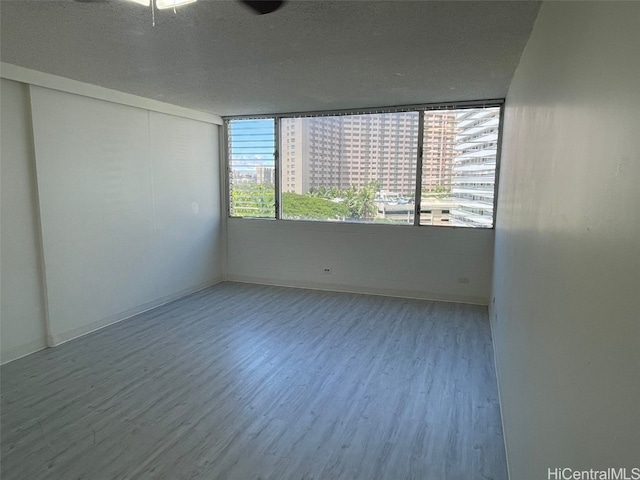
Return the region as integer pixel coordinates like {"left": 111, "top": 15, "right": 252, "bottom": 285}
{"left": 450, "top": 108, "right": 500, "bottom": 227}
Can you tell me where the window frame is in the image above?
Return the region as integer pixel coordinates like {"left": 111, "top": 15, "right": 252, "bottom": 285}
{"left": 224, "top": 99, "right": 504, "bottom": 229}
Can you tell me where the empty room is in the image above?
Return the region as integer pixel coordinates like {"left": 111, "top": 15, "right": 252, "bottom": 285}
{"left": 1, "top": 1, "right": 638, "bottom": 479}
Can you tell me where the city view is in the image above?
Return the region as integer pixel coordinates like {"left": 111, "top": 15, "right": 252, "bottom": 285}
{"left": 228, "top": 106, "right": 500, "bottom": 227}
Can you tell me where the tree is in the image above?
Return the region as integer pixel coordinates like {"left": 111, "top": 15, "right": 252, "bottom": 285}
{"left": 309, "top": 185, "right": 340, "bottom": 200}
{"left": 341, "top": 186, "right": 358, "bottom": 218}
{"left": 234, "top": 181, "right": 382, "bottom": 221}
{"left": 340, "top": 181, "right": 379, "bottom": 220}
{"left": 353, "top": 183, "right": 378, "bottom": 220}
{"left": 231, "top": 184, "right": 275, "bottom": 217}
{"left": 282, "top": 192, "right": 349, "bottom": 220}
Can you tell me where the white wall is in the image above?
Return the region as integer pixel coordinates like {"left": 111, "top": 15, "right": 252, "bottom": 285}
{"left": 0, "top": 79, "right": 48, "bottom": 363}
{"left": 29, "top": 86, "right": 223, "bottom": 346}
{"left": 491, "top": 2, "right": 640, "bottom": 478}
{"left": 228, "top": 219, "right": 494, "bottom": 304}
{"left": 1, "top": 79, "right": 223, "bottom": 362}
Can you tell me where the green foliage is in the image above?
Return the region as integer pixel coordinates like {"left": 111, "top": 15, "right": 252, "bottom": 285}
{"left": 231, "top": 184, "right": 275, "bottom": 217}
{"left": 424, "top": 184, "right": 451, "bottom": 199}
{"left": 309, "top": 185, "right": 341, "bottom": 199}
{"left": 232, "top": 181, "right": 382, "bottom": 222}
{"left": 309, "top": 181, "right": 379, "bottom": 221}
{"left": 352, "top": 182, "right": 378, "bottom": 220}
{"left": 282, "top": 192, "right": 349, "bottom": 220}
{"left": 340, "top": 183, "right": 378, "bottom": 220}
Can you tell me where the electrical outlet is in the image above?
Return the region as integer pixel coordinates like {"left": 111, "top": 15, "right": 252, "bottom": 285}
{"left": 323, "top": 268, "right": 332, "bottom": 274}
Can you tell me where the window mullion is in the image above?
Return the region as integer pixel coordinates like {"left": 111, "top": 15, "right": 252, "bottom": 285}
{"left": 413, "top": 111, "right": 425, "bottom": 226}
{"left": 274, "top": 118, "right": 281, "bottom": 219}
{"left": 224, "top": 120, "right": 232, "bottom": 218}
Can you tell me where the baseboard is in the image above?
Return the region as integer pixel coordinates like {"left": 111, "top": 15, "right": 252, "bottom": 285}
{"left": 47, "top": 277, "right": 224, "bottom": 347}
{"left": 226, "top": 275, "right": 489, "bottom": 306}
{"left": 6, "top": 276, "right": 485, "bottom": 364}
{"left": 0, "top": 339, "right": 48, "bottom": 366}
{"left": 488, "top": 299, "right": 511, "bottom": 480}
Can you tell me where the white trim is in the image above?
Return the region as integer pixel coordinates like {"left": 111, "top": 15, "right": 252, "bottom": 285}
{"left": 488, "top": 297, "right": 512, "bottom": 480}
{"left": 0, "top": 339, "right": 48, "bottom": 366}
{"left": 0, "top": 62, "right": 222, "bottom": 125}
{"left": 47, "top": 278, "right": 224, "bottom": 347}
{"left": 227, "top": 276, "right": 489, "bottom": 306}
{"left": 1, "top": 279, "right": 224, "bottom": 364}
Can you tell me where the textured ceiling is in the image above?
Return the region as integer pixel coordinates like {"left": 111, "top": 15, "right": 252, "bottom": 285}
{"left": 0, "top": 0, "right": 540, "bottom": 116}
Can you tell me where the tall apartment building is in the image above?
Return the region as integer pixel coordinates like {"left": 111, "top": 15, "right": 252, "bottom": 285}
{"left": 450, "top": 108, "right": 500, "bottom": 227}
{"left": 421, "top": 111, "right": 457, "bottom": 193}
{"left": 282, "top": 113, "right": 420, "bottom": 196}
{"left": 281, "top": 118, "right": 306, "bottom": 193}
{"left": 255, "top": 165, "right": 275, "bottom": 185}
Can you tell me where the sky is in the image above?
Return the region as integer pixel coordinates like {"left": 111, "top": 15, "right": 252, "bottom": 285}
{"left": 229, "top": 119, "right": 275, "bottom": 166}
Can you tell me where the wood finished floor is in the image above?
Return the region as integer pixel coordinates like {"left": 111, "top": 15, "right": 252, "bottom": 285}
{"left": 1, "top": 282, "right": 507, "bottom": 480}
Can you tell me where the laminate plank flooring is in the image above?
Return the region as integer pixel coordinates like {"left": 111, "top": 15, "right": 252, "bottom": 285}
{"left": 1, "top": 282, "right": 507, "bottom": 479}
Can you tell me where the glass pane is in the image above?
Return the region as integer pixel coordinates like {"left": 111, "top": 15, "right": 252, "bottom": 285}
{"left": 228, "top": 119, "right": 276, "bottom": 218}
{"left": 420, "top": 107, "right": 500, "bottom": 227}
{"left": 280, "top": 112, "right": 419, "bottom": 224}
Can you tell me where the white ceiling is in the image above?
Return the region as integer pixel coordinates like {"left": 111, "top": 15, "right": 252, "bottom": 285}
{"left": 0, "top": 0, "right": 540, "bottom": 116}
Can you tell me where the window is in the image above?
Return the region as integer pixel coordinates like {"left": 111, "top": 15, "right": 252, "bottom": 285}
{"left": 226, "top": 103, "right": 502, "bottom": 228}
{"left": 228, "top": 118, "right": 276, "bottom": 218}
{"left": 419, "top": 108, "right": 499, "bottom": 227}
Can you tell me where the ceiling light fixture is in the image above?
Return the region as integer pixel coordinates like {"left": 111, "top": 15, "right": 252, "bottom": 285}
{"left": 155, "top": 0, "right": 197, "bottom": 10}
{"left": 127, "top": 0, "right": 197, "bottom": 26}
{"left": 128, "top": 0, "right": 196, "bottom": 8}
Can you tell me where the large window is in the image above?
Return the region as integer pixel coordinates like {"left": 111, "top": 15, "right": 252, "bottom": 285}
{"left": 227, "top": 103, "right": 502, "bottom": 228}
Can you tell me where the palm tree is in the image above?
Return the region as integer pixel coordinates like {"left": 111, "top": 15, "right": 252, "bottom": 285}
{"left": 354, "top": 183, "right": 378, "bottom": 220}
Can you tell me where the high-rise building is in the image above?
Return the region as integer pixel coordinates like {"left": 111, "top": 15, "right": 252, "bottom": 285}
{"left": 281, "top": 118, "right": 307, "bottom": 193}
{"left": 450, "top": 108, "right": 500, "bottom": 227}
{"left": 255, "top": 165, "right": 275, "bottom": 185}
{"left": 421, "top": 111, "right": 457, "bottom": 193}
{"left": 281, "top": 113, "right": 420, "bottom": 196}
